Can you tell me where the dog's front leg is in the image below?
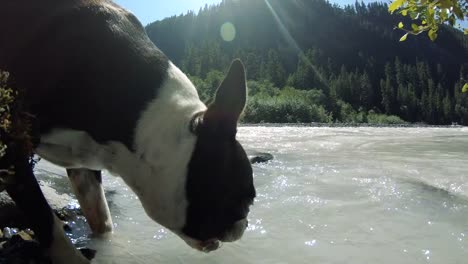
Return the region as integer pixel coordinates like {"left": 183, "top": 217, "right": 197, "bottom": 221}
{"left": 6, "top": 157, "right": 91, "bottom": 264}
{"left": 67, "top": 168, "right": 113, "bottom": 234}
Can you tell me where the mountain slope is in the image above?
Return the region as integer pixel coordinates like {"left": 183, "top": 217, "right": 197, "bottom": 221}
{"left": 146, "top": 0, "right": 468, "bottom": 125}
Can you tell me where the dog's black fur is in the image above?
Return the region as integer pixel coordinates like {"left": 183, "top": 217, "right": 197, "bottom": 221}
{"left": 0, "top": 0, "right": 169, "bottom": 149}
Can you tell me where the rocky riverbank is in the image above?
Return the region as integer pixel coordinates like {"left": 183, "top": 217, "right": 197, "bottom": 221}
{"left": 0, "top": 181, "right": 85, "bottom": 264}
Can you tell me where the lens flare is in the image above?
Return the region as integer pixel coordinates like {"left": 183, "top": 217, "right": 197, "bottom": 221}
{"left": 221, "top": 22, "right": 236, "bottom": 42}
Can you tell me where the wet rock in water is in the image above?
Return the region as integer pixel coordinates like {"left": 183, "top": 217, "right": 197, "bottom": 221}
{"left": 0, "top": 181, "right": 86, "bottom": 264}
{"left": 0, "top": 228, "right": 94, "bottom": 264}
{"left": 2, "top": 227, "right": 15, "bottom": 239}
{"left": 0, "top": 193, "right": 26, "bottom": 228}
{"left": 16, "top": 231, "right": 33, "bottom": 241}
{"left": 55, "top": 206, "right": 82, "bottom": 221}
{"left": 39, "top": 181, "right": 76, "bottom": 213}
{"left": 62, "top": 223, "right": 73, "bottom": 233}
{"left": 247, "top": 151, "right": 274, "bottom": 164}
{"left": 0, "top": 181, "right": 79, "bottom": 227}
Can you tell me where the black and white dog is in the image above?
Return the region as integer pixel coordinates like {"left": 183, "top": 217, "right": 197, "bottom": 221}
{"left": 0, "top": 0, "right": 255, "bottom": 263}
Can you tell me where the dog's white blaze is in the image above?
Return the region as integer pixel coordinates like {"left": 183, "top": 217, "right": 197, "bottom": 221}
{"left": 36, "top": 62, "right": 206, "bottom": 232}
{"left": 133, "top": 62, "right": 206, "bottom": 229}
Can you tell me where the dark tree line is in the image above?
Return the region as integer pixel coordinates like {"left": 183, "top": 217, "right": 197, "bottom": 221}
{"left": 146, "top": 0, "right": 468, "bottom": 124}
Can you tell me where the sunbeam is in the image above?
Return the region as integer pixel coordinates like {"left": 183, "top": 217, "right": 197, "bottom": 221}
{"left": 264, "top": 0, "right": 329, "bottom": 87}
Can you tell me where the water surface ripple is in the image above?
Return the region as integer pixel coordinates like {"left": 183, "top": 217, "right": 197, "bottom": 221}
{"left": 37, "top": 127, "right": 468, "bottom": 264}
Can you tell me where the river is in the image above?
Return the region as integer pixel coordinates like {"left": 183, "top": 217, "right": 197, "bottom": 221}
{"left": 36, "top": 126, "right": 468, "bottom": 264}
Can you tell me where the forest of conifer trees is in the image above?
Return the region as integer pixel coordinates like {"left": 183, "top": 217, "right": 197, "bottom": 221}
{"left": 146, "top": 0, "right": 468, "bottom": 125}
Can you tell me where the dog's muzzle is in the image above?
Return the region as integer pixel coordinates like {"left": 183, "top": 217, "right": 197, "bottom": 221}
{"left": 177, "top": 218, "right": 248, "bottom": 253}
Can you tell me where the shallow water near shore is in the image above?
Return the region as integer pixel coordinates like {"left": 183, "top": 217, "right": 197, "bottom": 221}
{"left": 36, "top": 127, "right": 468, "bottom": 264}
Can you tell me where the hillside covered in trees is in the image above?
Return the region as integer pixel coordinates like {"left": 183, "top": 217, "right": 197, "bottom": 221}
{"left": 146, "top": 0, "right": 468, "bottom": 125}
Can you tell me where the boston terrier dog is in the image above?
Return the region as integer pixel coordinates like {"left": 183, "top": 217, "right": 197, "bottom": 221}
{"left": 0, "top": 0, "right": 255, "bottom": 263}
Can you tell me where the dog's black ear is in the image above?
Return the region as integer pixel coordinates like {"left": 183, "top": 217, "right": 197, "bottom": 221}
{"left": 204, "top": 59, "right": 246, "bottom": 134}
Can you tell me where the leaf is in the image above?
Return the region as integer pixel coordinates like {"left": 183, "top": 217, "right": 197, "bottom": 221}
{"left": 463, "top": 83, "right": 468, "bottom": 93}
{"left": 438, "top": 0, "right": 451, "bottom": 9}
{"left": 389, "top": 0, "right": 405, "bottom": 13}
{"left": 422, "top": 20, "right": 427, "bottom": 25}
{"left": 464, "top": 28, "right": 468, "bottom": 35}
{"left": 398, "top": 22, "right": 404, "bottom": 29}
{"left": 448, "top": 16, "right": 455, "bottom": 26}
{"left": 401, "top": 9, "right": 408, "bottom": 16}
{"left": 439, "top": 8, "right": 448, "bottom": 20}
{"left": 400, "top": 33, "right": 408, "bottom": 42}
{"left": 428, "top": 7, "right": 435, "bottom": 17}
{"left": 428, "top": 29, "right": 438, "bottom": 41}
{"left": 452, "top": 5, "right": 464, "bottom": 19}
{"left": 411, "top": 24, "right": 419, "bottom": 31}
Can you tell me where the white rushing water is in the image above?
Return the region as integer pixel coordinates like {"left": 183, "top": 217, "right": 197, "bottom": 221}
{"left": 36, "top": 127, "right": 468, "bottom": 264}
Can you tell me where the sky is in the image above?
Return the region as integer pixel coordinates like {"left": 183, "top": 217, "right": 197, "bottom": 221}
{"left": 114, "top": 0, "right": 223, "bottom": 25}
{"left": 114, "top": 0, "right": 379, "bottom": 26}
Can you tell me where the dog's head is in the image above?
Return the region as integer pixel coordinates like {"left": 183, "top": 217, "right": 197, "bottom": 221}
{"left": 180, "top": 59, "right": 255, "bottom": 251}
{"left": 135, "top": 59, "right": 255, "bottom": 252}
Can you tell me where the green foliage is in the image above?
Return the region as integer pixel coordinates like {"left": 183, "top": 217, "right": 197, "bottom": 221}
{"left": 367, "top": 112, "right": 406, "bottom": 124}
{"left": 188, "top": 70, "right": 225, "bottom": 103}
{"left": 243, "top": 89, "right": 332, "bottom": 123}
{"left": 190, "top": 68, "right": 408, "bottom": 124}
{"left": 0, "top": 70, "right": 37, "bottom": 186}
{"left": 463, "top": 83, "right": 468, "bottom": 93}
{"left": 389, "top": 0, "right": 468, "bottom": 92}
{"left": 389, "top": 0, "right": 467, "bottom": 41}
{"left": 337, "top": 100, "right": 363, "bottom": 123}
{"left": 0, "top": 71, "right": 15, "bottom": 158}
{"left": 263, "top": 49, "right": 287, "bottom": 87}
{"left": 286, "top": 49, "right": 328, "bottom": 91}
{"left": 399, "top": 33, "right": 408, "bottom": 41}
{"left": 243, "top": 81, "right": 330, "bottom": 123}
{"left": 331, "top": 100, "right": 406, "bottom": 124}
{"left": 247, "top": 79, "right": 280, "bottom": 97}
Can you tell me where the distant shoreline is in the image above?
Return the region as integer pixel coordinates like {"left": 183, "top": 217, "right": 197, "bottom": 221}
{"left": 240, "top": 123, "right": 466, "bottom": 128}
